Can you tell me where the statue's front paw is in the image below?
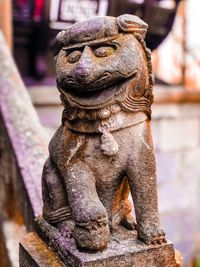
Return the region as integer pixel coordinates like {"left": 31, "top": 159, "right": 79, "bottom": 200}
{"left": 73, "top": 221, "right": 110, "bottom": 251}
{"left": 137, "top": 226, "right": 167, "bottom": 245}
{"left": 72, "top": 204, "right": 110, "bottom": 251}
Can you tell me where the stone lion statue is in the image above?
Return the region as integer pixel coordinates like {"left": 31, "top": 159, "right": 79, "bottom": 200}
{"left": 42, "top": 14, "right": 166, "bottom": 251}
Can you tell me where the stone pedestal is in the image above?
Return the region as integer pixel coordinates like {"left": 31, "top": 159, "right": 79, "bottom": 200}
{"left": 19, "top": 232, "right": 63, "bottom": 267}
{"left": 22, "top": 217, "right": 181, "bottom": 267}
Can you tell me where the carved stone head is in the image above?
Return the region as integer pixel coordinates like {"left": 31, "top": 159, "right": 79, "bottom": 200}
{"left": 54, "top": 15, "right": 153, "bottom": 126}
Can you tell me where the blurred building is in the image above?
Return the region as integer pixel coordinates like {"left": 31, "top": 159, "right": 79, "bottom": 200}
{"left": 153, "top": 0, "right": 200, "bottom": 90}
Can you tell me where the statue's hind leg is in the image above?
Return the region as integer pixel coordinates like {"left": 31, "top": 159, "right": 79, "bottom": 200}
{"left": 126, "top": 121, "right": 166, "bottom": 245}
{"left": 42, "top": 157, "right": 74, "bottom": 237}
{"left": 111, "top": 177, "right": 136, "bottom": 230}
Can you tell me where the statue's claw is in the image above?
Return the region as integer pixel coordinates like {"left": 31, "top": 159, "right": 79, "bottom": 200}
{"left": 73, "top": 221, "right": 110, "bottom": 251}
{"left": 121, "top": 214, "right": 137, "bottom": 231}
{"left": 150, "top": 235, "right": 167, "bottom": 245}
{"left": 138, "top": 226, "right": 167, "bottom": 246}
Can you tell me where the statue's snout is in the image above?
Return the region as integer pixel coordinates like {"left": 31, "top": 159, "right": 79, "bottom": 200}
{"left": 74, "top": 46, "right": 94, "bottom": 83}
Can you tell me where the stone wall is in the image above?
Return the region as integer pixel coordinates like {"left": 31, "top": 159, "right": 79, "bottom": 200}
{"left": 152, "top": 0, "right": 200, "bottom": 91}
{"left": 152, "top": 89, "right": 200, "bottom": 265}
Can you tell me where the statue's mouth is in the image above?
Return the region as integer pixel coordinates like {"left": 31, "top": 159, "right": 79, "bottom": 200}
{"left": 68, "top": 71, "right": 114, "bottom": 88}
{"left": 58, "top": 70, "right": 139, "bottom": 109}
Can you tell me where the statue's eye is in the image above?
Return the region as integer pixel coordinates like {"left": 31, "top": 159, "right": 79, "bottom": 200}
{"left": 94, "top": 46, "right": 115, "bottom": 58}
{"left": 66, "top": 50, "right": 82, "bottom": 63}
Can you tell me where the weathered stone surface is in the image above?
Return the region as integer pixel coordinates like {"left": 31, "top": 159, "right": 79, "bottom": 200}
{"left": 36, "top": 218, "right": 177, "bottom": 267}
{"left": 19, "top": 232, "right": 63, "bottom": 267}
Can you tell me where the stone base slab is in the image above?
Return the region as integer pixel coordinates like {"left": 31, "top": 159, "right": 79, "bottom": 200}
{"left": 33, "top": 217, "right": 181, "bottom": 267}
{"left": 19, "top": 232, "right": 63, "bottom": 267}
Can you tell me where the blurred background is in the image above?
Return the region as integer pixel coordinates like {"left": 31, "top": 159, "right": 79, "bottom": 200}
{"left": 1, "top": 0, "right": 200, "bottom": 266}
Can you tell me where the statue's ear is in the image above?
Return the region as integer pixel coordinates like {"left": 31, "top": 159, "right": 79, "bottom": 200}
{"left": 53, "top": 29, "right": 70, "bottom": 56}
{"left": 117, "top": 14, "right": 148, "bottom": 39}
{"left": 52, "top": 30, "right": 64, "bottom": 56}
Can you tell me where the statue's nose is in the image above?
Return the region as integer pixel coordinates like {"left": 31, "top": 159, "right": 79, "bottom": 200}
{"left": 74, "top": 46, "right": 93, "bottom": 82}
